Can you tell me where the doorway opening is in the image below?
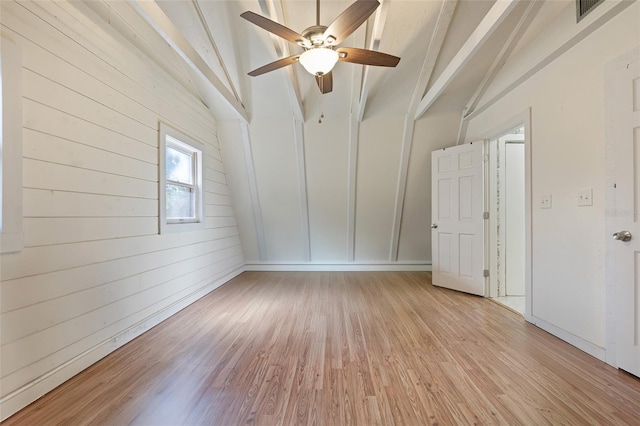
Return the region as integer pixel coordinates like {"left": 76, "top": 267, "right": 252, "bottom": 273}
{"left": 488, "top": 125, "right": 526, "bottom": 315}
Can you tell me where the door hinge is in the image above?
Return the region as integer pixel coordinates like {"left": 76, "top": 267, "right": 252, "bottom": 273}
{"left": 483, "top": 211, "right": 489, "bottom": 220}
{"left": 483, "top": 269, "right": 490, "bottom": 277}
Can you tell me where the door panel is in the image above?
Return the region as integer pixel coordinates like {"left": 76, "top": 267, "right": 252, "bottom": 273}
{"left": 431, "top": 142, "right": 485, "bottom": 296}
{"left": 459, "top": 234, "right": 474, "bottom": 277}
{"left": 438, "top": 233, "right": 452, "bottom": 273}
{"left": 459, "top": 177, "right": 474, "bottom": 219}
{"left": 439, "top": 179, "right": 452, "bottom": 219}
{"left": 438, "top": 155, "right": 452, "bottom": 172}
{"left": 459, "top": 151, "right": 474, "bottom": 169}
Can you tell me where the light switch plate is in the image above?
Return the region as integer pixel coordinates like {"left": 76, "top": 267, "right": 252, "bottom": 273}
{"left": 540, "top": 194, "right": 552, "bottom": 209}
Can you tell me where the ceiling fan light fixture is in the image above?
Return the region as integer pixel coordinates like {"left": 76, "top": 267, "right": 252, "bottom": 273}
{"left": 299, "top": 48, "right": 339, "bottom": 76}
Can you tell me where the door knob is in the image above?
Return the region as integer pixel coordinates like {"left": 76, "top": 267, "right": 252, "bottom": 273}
{"left": 431, "top": 223, "right": 438, "bottom": 229}
{"left": 613, "top": 231, "right": 632, "bottom": 242}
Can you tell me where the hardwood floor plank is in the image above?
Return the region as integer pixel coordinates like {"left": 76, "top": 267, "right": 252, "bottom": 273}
{"left": 4, "top": 271, "right": 640, "bottom": 425}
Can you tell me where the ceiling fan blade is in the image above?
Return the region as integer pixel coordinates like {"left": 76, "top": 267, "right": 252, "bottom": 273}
{"left": 248, "top": 55, "right": 300, "bottom": 76}
{"left": 241, "top": 11, "right": 306, "bottom": 45}
{"left": 323, "top": 0, "right": 380, "bottom": 45}
{"left": 337, "top": 47, "right": 400, "bottom": 67}
{"left": 316, "top": 72, "right": 333, "bottom": 94}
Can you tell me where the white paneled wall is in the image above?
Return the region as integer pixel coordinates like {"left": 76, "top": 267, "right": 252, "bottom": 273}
{"left": 355, "top": 116, "right": 403, "bottom": 261}
{"left": 250, "top": 118, "right": 306, "bottom": 261}
{"left": 0, "top": 1, "right": 244, "bottom": 419}
{"left": 222, "top": 109, "right": 447, "bottom": 270}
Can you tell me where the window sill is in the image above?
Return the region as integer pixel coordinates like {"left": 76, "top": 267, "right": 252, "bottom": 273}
{"left": 161, "top": 221, "right": 206, "bottom": 234}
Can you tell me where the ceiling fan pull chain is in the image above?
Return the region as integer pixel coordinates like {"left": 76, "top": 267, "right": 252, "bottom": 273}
{"left": 318, "top": 94, "right": 325, "bottom": 124}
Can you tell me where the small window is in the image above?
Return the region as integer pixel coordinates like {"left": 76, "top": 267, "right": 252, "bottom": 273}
{"left": 159, "top": 123, "right": 204, "bottom": 233}
{"left": 0, "top": 38, "right": 24, "bottom": 253}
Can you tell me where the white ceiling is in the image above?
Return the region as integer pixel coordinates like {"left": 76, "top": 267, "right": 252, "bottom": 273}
{"left": 147, "top": 0, "right": 543, "bottom": 123}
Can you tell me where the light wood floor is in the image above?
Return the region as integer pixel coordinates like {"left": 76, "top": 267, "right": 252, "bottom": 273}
{"left": 5, "top": 271, "right": 640, "bottom": 425}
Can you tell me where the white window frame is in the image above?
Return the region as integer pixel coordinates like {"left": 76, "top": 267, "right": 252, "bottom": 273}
{"left": 159, "top": 122, "right": 205, "bottom": 234}
{"left": 0, "top": 38, "right": 23, "bottom": 254}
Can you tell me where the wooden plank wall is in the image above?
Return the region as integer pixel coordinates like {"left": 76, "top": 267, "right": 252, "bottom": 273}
{"left": 0, "top": 1, "right": 245, "bottom": 419}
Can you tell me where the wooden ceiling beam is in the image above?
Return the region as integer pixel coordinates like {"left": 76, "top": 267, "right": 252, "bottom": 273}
{"left": 407, "top": 0, "right": 458, "bottom": 116}
{"left": 192, "top": 0, "right": 243, "bottom": 104}
{"left": 129, "top": 0, "right": 249, "bottom": 122}
{"left": 258, "top": 0, "right": 304, "bottom": 121}
{"left": 456, "top": 0, "right": 541, "bottom": 144}
{"left": 357, "top": 0, "right": 390, "bottom": 122}
{"left": 414, "top": 0, "right": 520, "bottom": 120}
{"left": 464, "top": 0, "right": 635, "bottom": 122}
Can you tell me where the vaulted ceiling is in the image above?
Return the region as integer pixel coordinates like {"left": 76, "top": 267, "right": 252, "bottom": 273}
{"left": 85, "top": 0, "right": 588, "bottom": 264}
{"left": 124, "top": 0, "right": 555, "bottom": 126}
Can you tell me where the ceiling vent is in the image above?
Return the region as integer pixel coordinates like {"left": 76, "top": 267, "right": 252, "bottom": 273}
{"left": 576, "top": 0, "right": 604, "bottom": 22}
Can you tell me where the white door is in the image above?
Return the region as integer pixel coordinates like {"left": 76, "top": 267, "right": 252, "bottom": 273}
{"left": 431, "top": 142, "right": 485, "bottom": 296}
{"left": 609, "top": 49, "right": 640, "bottom": 377}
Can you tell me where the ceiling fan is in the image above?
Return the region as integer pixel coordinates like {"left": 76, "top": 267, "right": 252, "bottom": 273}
{"left": 241, "top": 0, "right": 401, "bottom": 94}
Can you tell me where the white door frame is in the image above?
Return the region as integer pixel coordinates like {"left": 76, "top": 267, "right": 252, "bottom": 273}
{"left": 488, "top": 132, "right": 526, "bottom": 299}
{"left": 480, "top": 108, "right": 532, "bottom": 321}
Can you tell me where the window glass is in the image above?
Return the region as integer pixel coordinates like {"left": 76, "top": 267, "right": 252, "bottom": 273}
{"left": 166, "top": 184, "right": 194, "bottom": 219}
{"left": 166, "top": 141, "right": 194, "bottom": 185}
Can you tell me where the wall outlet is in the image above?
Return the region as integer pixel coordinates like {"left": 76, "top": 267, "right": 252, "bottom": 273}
{"left": 540, "top": 194, "right": 552, "bottom": 209}
{"left": 577, "top": 188, "right": 593, "bottom": 206}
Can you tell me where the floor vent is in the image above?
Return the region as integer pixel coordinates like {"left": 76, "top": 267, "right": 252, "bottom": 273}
{"left": 576, "top": 0, "right": 604, "bottom": 22}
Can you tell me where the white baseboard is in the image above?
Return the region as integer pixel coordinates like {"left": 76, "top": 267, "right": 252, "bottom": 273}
{"left": 245, "top": 262, "right": 432, "bottom": 272}
{"left": 0, "top": 265, "right": 245, "bottom": 422}
{"left": 530, "top": 315, "right": 606, "bottom": 362}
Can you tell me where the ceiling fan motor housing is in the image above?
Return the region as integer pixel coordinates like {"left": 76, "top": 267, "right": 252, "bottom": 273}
{"left": 301, "top": 25, "right": 330, "bottom": 48}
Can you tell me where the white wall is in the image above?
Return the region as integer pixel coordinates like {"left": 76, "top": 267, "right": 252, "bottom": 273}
{"left": 354, "top": 116, "right": 404, "bottom": 261}
{"left": 250, "top": 118, "right": 307, "bottom": 261}
{"left": 465, "top": 2, "right": 640, "bottom": 356}
{"left": 304, "top": 119, "right": 351, "bottom": 261}
{"left": 220, "top": 106, "right": 460, "bottom": 269}
{"left": 0, "top": 1, "right": 245, "bottom": 419}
